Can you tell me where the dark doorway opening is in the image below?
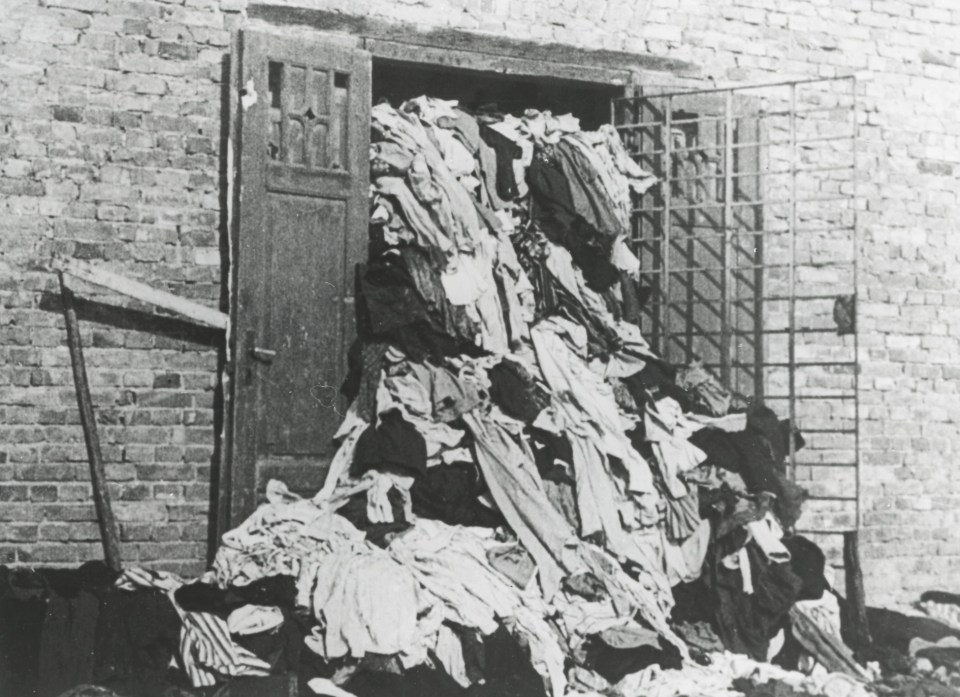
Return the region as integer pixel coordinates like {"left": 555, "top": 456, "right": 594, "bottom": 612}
{"left": 372, "top": 58, "right": 623, "bottom": 130}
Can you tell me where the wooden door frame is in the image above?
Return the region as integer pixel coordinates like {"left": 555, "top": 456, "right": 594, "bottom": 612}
{"left": 218, "top": 15, "right": 696, "bottom": 541}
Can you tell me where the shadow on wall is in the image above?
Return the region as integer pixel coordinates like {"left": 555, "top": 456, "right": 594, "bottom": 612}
{"left": 37, "top": 288, "right": 226, "bottom": 565}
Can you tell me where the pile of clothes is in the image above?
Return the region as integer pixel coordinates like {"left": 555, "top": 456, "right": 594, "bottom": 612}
{"left": 0, "top": 96, "right": 918, "bottom": 697}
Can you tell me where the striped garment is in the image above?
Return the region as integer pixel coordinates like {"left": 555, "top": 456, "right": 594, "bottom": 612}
{"left": 117, "top": 568, "right": 272, "bottom": 687}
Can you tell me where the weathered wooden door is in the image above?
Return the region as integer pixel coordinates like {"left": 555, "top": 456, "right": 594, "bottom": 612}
{"left": 228, "top": 30, "right": 371, "bottom": 525}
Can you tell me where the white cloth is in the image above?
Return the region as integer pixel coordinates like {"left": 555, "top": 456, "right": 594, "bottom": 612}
{"left": 305, "top": 546, "right": 424, "bottom": 665}
{"left": 664, "top": 519, "right": 711, "bottom": 585}
{"left": 616, "top": 650, "right": 873, "bottom": 697}
{"left": 746, "top": 512, "right": 791, "bottom": 563}
{"left": 463, "top": 408, "right": 573, "bottom": 598}
{"left": 644, "top": 398, "right": 708, "bottom": 499}
{"left": 227, "top": 605, "right": 284, "bottom": 636}
{"left": 531, "top": 317, "right": 656, "bottom": 498}
{"left": 308, "top": 678, "right": 358, "bottom": 697}
{"left": 364, "top": 470, "right": 414, "bottom": 524}
{"left": 315, "top": 404, "right": 368, "bottom": 502}
{"left": 388, "top": 519, "right": 569, "bottom": 697}
{"left": 214, "top": 492, "right": 365, "bottom": 588}
{"left": 435, "top": 624, "right": 471, "bottom": 687}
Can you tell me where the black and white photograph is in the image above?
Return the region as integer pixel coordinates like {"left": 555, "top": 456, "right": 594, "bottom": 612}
{"left": 0, "top": 1, "right": 957, "bottom": 695}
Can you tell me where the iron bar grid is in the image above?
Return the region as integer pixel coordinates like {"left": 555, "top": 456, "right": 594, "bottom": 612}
{"left": 618, "top": 77, "right": 859, "bottom": 535}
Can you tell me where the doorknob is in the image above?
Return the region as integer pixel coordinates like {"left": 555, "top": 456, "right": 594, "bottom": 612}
{"left": 250, "top": 346, "right": 277, "bottom": 364}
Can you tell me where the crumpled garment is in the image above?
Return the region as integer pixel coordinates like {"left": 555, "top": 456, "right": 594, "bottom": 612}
{"left": 676, "top": 360, "right": 733, "bottom": 417}
{"left": 375, "top": 366, "right": 468, "bottom": 461}
{"left": 440, "top": 242, "right": 511, "bottom": 353}
{"left": 791, "top": 590, "right": 871, "bottom": 681}
{"left": 434, "top": 127, "right": 476, "bottom": 179}
{"left": 226, "top": 605, "right": 284, "bottom": 636}
{"left": 615, "top": 651, "right": 873, "bottom": 697}
{"left": 352, "top": 411, "right": 428, "bottom": 478}
{"left": 461, "top": 406, "right": 679, "bottom": 650}
{"left": 387, "top": 519, "right": 568, "bottom": 697}
{"left": 664, "top": 488, "right": 703, "bottom": 542}
{"left": 484, "top": 116, "right": 533, "bottom": 198}
{"left": 596, "top": 124, "right": 658, "bottom": 200}
{"left": 403, "top": 95, "right": 459, "bottom": 123}
{"left": 644, "top": 397, "right": 708, "bottom": 499}
{"left": 557, "top": 132, "right": 626, "bottom": 238}
{"left": 574, "top": 542, "right": 686, "bottom": 658}
{"left": 370, "top": 141, "right": 414, "bottom": 175}
{"left": 917, "top": 598, "right": 960, "bottom": 633}
{"left": 707, "top": 536, "right": 804, "bottom": 661}
{"left": 303, "top": 546, "right": 423, "bottom": 666}
{"left": 364, "top": 470, "right": 414, "bottom": 524}
{"left": 400, "top": 246, "right": 481, "bottom": 345}
{"left": 664, "top": 518, "right": 712, "bottom": 585}
{"left": 374, "top": 176, "right": 455, "bottom": 261}
{"left": 308, "top": 677, "right": 358, "bottom": 697}
{"left": 375, "top": 103, "right": 486, "bottom": 253}
{"left": 488, "top": 357, "right": 551, "bottom": 423}
{"left": 213, "top": 493, "right": 366, "bottom": 589}
{"left": 380, "top": 353, "right": 486, "bottom": 424}
{"left": 552, "top": 591, "right": 660, "bottom": 653}
{"left": 315, "top": 404, "right": 368, "bottom": 503}
{"left": 532, "top": 317, "right": 656, "bottom": 499}
{"left": 746, "top": 512, "right": 791, "bottom": 563}
{"left": 908, "top": 635, "right": 960, "bottom": 671}
{"left": 463, "top": 407, "right": 574, "bottom": 598}
{"left": 357, "top": 250, "right": 477, "bottom": 360}
{"left": 544, "top": 244, "right": 622, "bottom": 339}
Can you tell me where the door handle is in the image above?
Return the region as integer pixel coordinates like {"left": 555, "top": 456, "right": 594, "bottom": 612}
{"left": 250, "top": 346, "right": 277, "bottom": 364}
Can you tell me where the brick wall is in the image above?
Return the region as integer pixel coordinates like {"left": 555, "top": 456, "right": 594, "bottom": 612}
{"left": 0, "top": 0, "right": 241, "bottom": 575}
{"left": 3, "top": 0, "right": 959, "bottom": 603}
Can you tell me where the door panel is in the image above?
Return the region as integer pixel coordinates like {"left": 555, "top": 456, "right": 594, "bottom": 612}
{"left": 262, "top": 195, "right": 346, "bottom": 455}
{"left": 229, "top": 30, "right": 371, "bottom": 525}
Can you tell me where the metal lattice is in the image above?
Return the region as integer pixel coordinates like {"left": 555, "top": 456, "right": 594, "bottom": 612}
{"left": 613, "top": 77, "right": 860, "bottom": 565}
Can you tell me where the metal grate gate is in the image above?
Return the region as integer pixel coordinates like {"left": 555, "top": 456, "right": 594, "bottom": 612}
{"left": 612, "top": 78, "right": 860, "bottom": 568}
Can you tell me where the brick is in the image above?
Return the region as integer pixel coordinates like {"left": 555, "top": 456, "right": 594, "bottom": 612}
{"left": 136, "top": 464, "right": 192, "bottom": 480}
{"left": 154, "top": 483, "right": 182, "bottom": 498}
{"left": 16, "top": 464, "right": 76, "bottom": 481}
{"left": 120, "top": 522, "right": 153, "bottom": 541}
{"left": 0, "top": 485, "right": 28, "bottom": 502}
{"left": 111, "top": 482, "right": 152, "bottom": 500}
{"left": 167, "top": 503, "right": 207, "bottom": 522}
{"left": 56, "top": 483, "right": 92, "bottom": 501}
{"left": 0, "top": 523, "right": 38, "bottom": 543}
{"left": 105, "top": 73, "right": 167, "bottom": 95}
{"left": 917, "top": 159, "right": 953, "bottom": 176}
{"left": 0, "top": 179, "right": 44, "bottom": 196}
{"left": 153, "top": 373, "right": 182, "bottom": 389}
{"left": 121, "top": 17, "right": 149, "bottom": 34}
{"left": 29, "top": 484, "right": 57, "bottom": 503}
{"left": 38, "top": 522, "right": 100, "bottom": 541}
{"left": 158, "top": 41, "right": 198, "bottom": 60}
{"left": 105, "top": 463, "right": 137, "bottom": 480}
{"left": 18, "top": 545, "right": 80, "bottom": 564}
{"left": 114, "top": 501, "right": 167, "bottom": 522}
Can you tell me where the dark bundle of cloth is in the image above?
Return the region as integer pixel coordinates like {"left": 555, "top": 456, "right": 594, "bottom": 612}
{"left": 356, "top": 251, "right": 480, "bottom": 361}
{"left": 689, "top": 404, "right": 808, "bottom": 529}
{"left": 705, "top": 533, "right": 804, "bottom": 662}
{"left": 527, "top": 141, "right": 623, "bottom": 292}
